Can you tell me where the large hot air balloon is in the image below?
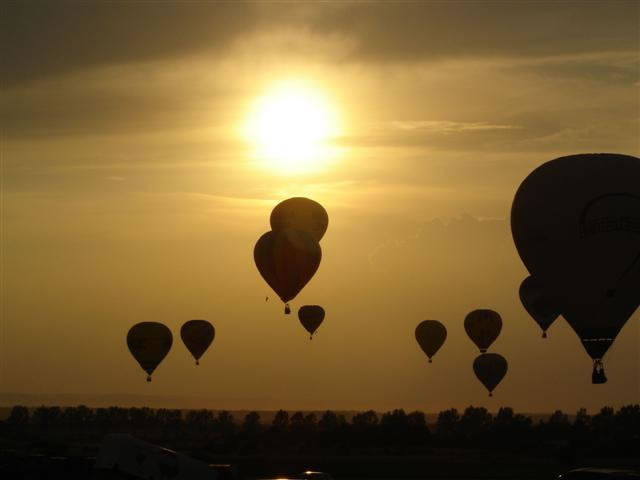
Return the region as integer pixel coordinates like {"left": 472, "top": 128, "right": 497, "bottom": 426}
{"left": 473, "top": 353, "right": 508, "bottom": 397}
{"left": 180, "top": 320, "right": 215, "bottom": 365}
{"left": 254, "top": 228, "right": 322, "bottom": 314}
{"left": 127, "top": 322, "right": 173, "bottom": 382}
{"left": 464, "top": 309, "right": 502, "bottom": 353}
{"left": 271, "top": 197, "right": 329, "bottom": 242}
{"left": 415, "top": 320, "right": 447, "bottom": 363}
{"left": 298, "top": 305, "right": 325, "bottom": 339}
{"left": 519, "top": 276, "right": 562, "bottom": 338}
{"left": 511, "top": 153, "right": 640, "bottom": 382}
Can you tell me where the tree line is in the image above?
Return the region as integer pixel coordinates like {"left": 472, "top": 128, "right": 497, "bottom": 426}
{"left": 2, "top": 404, "right": 638, "bottom": 456}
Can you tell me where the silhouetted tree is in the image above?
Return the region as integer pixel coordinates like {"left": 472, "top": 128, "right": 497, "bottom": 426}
{"left": 93, "top": 408, "right": 110, "bottom": 432}
{"left": 436, "top": 408, "right": 460, "bottom": 440}
{"left": 106, "top": 406, "right": 128, "bottom": 431}
{"left": 290, "top": 411, "right": 305, "bottom": 434}
{"left": 407, "top": 410, "right": 431, "bottom": 444}
{"left": 128, "top": 407, "right": 154, "bottom": 432}
{"left": 615, "top": 404, "right": 640, "bottom": 440}
{"left": 319, "top": 410, "right": 339, "bottom": 431}
{"left": 570, "top": 407, "right": 591, "bottom": 444}
{"left": 381, "top": 408, "right": 410, "bottom": 441}
{"left": 407, "top": 411, "right": 428, "bottom": 431}
{"left": 574, "top": 408, "right": 590, "bottom": 429}
{"left": 7, "top": 405, "right": 29, "bottom": 427}
{"left": 511, "top": 413, "right": 533, "bottom": 443}
{"left": 215, "top": 410, "right": 235, "bottom": 435}
{"left": 545, "top": 409, "right": 571, "bottom": 439}
{"left": 459, "top": 406, "right": 492, "bottom": 441}
{"left": 32, "top": 406, "right": 62, "bottom": 429}
{"left": 242, "top": 411, "right": 261, "bottom": 436}
{"left": 185, "top": 409, "right": 214, "bottom": 440}
{"left": 304, "top": 412, "right": 317, "bottom": 432}
{"left": 492, "top": 407, "right": 513, "bottom": 441}
{"left": 592, "top": 406, "right": 616, "bottom": 441}
{"left": 352, "top": 410, "right": 378, "bottom": 428}
{"left": 272, "top": 409, "right": 289, "bottom": 431}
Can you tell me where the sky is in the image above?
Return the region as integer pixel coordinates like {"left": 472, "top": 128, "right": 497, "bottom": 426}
{"left": 1, "top": 1, "right": 639, "bottom": 413}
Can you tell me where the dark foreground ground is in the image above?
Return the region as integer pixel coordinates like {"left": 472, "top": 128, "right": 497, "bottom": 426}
{"left": 2, "top": 447, "right": 640, "bottom": 479}
{"left": 1, "top": 405, "right": 638, "bottom": 479}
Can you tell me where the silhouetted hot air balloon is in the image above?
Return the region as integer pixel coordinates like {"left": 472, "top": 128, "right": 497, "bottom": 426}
{"left": 271, "top": 197, "right": 329, "bottom": 242}
{"left": 180, "top": 320, "right": 215, "bottom": 365}
{"left": 511, "top": 153, "right": 640, "bottom": 383}
{"left": 473, "top": 353, "right": 508, "bottom": 397}
{"left": 415, "top": 320, "right": 447, "bottom": 363}
{"left": 519, "top": 276, "right": 562, "bottom": 338}
{"left": 298, "top": 305, "right": 325, "bottom": 339}
{"left": 464, "top": 309, "right": 502, "bottom": 353}
{"left": 254, "top": 228, "right": 322, "bottom": 314}
{"left": 127, "top": 322, "right": 172, "bottom": 382}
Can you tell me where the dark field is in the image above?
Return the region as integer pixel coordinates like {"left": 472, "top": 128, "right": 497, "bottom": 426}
{"left": 1, "top": 404, "right": 639, "bottom": 479}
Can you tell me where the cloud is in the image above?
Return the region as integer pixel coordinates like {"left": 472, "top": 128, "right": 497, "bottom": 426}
{"left": 0, "top": 2, "right": 260, "bottom": 87}
{"left": 307, "top": 2, "right": 639, "bottom": 62}
{"left": 389, "top": 120, "right": 522, "bottom": 133}
{"left": 3, "top": 2, "right": 638, "bottom": 86}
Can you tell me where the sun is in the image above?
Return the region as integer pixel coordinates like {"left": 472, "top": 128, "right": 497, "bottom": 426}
{"left": 244, "top": 80, "right": 340, "bottom": 174}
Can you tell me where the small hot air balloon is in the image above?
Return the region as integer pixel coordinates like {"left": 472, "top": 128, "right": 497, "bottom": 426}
{"left": 511, "top": 153, "right": 640, "bottom": 382}
{"left": 180, "top": 320, "right": 215, "bottom": 365}
{"left": 464, "top": 309, "right": 502, "bottom": 353}
{"left": 298, "top": 305, "right": 325, "bottom": 339}
{"left": 271, "top": 197, "right": 329, "bottom": 242}
{"left": 254, "top": 228, "right": 322, "bottom": 314}
{"left": 127, "top": 322, "right": 172, "bottom": 382}
{"left": 473, "top": 353, "right": 508, "bottom": 397}
{"left": 415, "top": 320, "right": 447, "bottom": 363}
{"left": 519, "top": 276, "right": 562, "bottom": 338}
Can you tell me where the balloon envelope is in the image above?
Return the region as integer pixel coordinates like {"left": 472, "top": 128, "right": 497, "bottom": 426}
{"left": 464, "top": 309, "right": 502, "bottom": 353}
{"left": 254, "top": 228, "right": 322, "bottom": 304}
{"left": 519, "top": 276, "right": 562, "bottom": 337}
{"left": 180, "top": 320, "right": 215, "bottom": 365}
{"left": 298, "top": 305, "right": 325, "bottom": 338}
{"left": 562, "top": 292, "right": 638, "bottom": 360}
{"left": 127, "top": 322, "right": 172, "bottom": 381}
{"left": 415, "top": 320, "right": 447, "bottom": 362}
{"left": 473, "top": 353, "right": 508, "bottom": 396}
{"left": 511, "top": 153, "right": 640, "bottom": 362}
{"left": 270, "top": 197, "right": 329, "bottom": 242}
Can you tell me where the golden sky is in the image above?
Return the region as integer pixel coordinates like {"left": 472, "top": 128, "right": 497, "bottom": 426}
{"left": 1, "top": 1, "right": 639, "bottom": 412}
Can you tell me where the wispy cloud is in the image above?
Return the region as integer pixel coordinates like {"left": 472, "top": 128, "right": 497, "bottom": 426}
{"left": 389, "top": 120, "right": 522, "bottom": 133}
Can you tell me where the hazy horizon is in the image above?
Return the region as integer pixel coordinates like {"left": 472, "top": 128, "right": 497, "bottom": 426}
{"left": 1, "top": 1, "right": 639, "bottom": 415}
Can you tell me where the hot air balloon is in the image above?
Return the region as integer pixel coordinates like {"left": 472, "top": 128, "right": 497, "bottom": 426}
{"left": 511, "top": 153, "right": 640, "bottom": 382}
{"left": 127, "top": 322, "right": 172, "bottom": 382}
{"left": 519, "top": 276, "right": 562, "bottom": 338}
{"left": 415, "top": 320, "right": 447, "bottom": 363}
{"left": 254, "top": 228, "right": 322, "bottom": 314}
{"left": 464, "top": 309, "right": 502, "bottom": 353}
{"left": 473, "top": 353, "right": 508, "bottom": 397}
{"left": 298, "top": 305, "right": 325, "bottom": 339}
{"left": 180, "top": 320, "right": 215, "bottom": 365}
{"left": 271, "top": 197, "right": 329, "bottom": 242}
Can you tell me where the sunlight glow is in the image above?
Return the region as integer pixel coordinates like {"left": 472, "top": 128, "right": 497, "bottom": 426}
{"left": 244, "top": 80, "right": 341, "bottom": 174}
